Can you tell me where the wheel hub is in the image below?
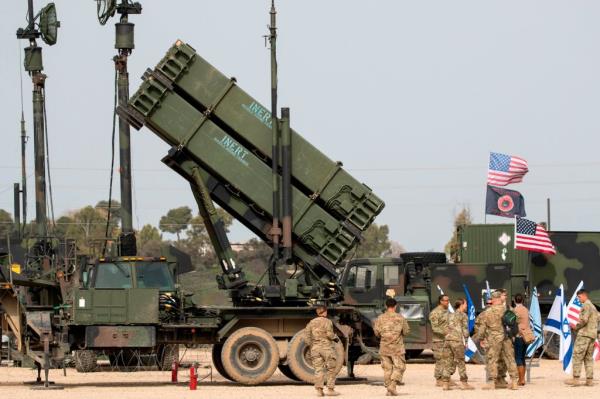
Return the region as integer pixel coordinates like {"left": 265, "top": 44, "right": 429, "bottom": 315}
{"left": 240, "top": 344, "right": 262, "bottom": 366}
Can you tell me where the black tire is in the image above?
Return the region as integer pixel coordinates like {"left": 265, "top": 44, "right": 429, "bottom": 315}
{"left": 74, "top": 350, "right": 97, "bottom": 373}
{"left": 158, "top": 344, "right": 180, "bottom": 371}
{"left": 401, "top": 252, "right": 447, "bottom": 265}
{"left": 221, "top": 327, "right": 279, "bottom": 385}
{"left": 287, "top": 329, "right": 344, "bottom": 384}
{"left": 278, "top": 363, "right": 302, "bottom": 381}
{"left": 212, "top": 344, "right": 233, "bottom": 381}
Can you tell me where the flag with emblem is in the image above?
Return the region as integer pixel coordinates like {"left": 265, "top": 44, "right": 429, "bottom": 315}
{"left": 526, "top": 287, "right": 543, "bottom": 357}
{"left": 565, "top": 280, "right": 584, "bottom": 328}
{"left": 515, "top": 217, "right": 556, "bottom": 255}
{"left": 487, "top": 152, "right": 529, "bottom": 186}
{"left": 560, "top": 294, "right": 574, "bottom": 374}
{"left": 485, "top": 185, "right": 526, "bottom": 218}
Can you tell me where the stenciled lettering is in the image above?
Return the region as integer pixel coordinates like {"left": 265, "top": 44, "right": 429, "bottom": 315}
{"left": 241, "top": 101, "right": 273, "bottom": 129}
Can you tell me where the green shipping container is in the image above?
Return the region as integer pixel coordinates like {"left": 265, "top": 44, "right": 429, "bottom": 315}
{"left": 457, "top": 224, "right": 530, "bottom": 277}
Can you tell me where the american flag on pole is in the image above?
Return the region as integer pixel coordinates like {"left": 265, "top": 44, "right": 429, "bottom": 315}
{"left": 565, "top": 280, "right": 584, "bottom": 328}
{"left": 515, "top": 217, "right": 556, "bottom": 255}
{"left": 487, "top": 152, "right": 529, "bottom": 186}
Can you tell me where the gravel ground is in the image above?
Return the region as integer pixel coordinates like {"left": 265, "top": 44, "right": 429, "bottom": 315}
{"left": 0, "top": 350, "right": 598, "bottom": 399}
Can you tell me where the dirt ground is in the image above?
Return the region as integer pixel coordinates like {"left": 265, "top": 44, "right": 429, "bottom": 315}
{"left": 0, "top": 350, "right": 598, "bottom": 399}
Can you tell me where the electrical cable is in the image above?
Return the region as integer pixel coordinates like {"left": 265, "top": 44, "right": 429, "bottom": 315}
{"left": 102, "top": 69, "right": 118, "bottom": 256}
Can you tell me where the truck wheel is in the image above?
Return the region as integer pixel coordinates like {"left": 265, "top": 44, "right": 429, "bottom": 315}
{"left": 74, "top": 350, "right": 97, "bottom": 373}
{"left": 158, "top": 344, "right": 180, "bottom": 371}
{"left": 278, "top": 363, "right": 301, "bottom": 381}
{"left": 287, "top": 329, "right": 344, "bottom": 383}
{"left": 211, "top": 344, "right": 233, "bottom": 381}
{"left": 221, "top": 327, "right": 279, "bottom": 385}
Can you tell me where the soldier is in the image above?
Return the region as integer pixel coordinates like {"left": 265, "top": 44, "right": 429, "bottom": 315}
{"left": 440, "top": 298, "right": 474, "bottom": 391}
{"left": 473, "top": 291, "right": 518, "bottom": 390}
{"left": 373, "top": 297, "right": 410, "bottom": 396}
{"left": 566, "top": 289, "right": 599, "bottom": 387}
{"left": 305, "top": 304, "right": 341, "bottom": 396}
{"left": 429, "top": 294, "right": 450, "bottom": 386}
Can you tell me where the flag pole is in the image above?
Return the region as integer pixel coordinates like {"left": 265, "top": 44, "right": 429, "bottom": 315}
{"left": 546, "top": 198, "right": 551, "bottom": 230}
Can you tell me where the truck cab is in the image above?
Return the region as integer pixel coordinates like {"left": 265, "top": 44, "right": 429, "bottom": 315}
{"left": 340, "top": 254, "right": 442, "bottom": 357}
{"left": 86, "top": 256, "right": 175, "bottom": 292}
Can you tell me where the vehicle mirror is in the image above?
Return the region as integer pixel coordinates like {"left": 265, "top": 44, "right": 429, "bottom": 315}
{"left": 82, "top": 271, "right": 88, "bottom": 287}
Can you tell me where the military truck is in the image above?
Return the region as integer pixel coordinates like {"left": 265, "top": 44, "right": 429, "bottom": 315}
{"left": 457, "top": 224, "right": 600, "bottom": 309}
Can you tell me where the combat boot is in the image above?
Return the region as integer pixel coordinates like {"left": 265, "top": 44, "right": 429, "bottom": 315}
{"left": 565, "top": 377, "right": 581, "bottom": 386}
{"left": 481, "top": 382, "right": 496, "bottom": 390}
{"left": 386, "top": 382, "right": 398, "bottom": 396}
{"left": 326, "top": 388, "right": 340, "bottom": 396}
{"left": 316, "top": 388, "right": 324, "bottom": 397}
{"left": 508, "top": 379, "right": 518, "bottom": 390}
{"left": 460, "top": 381, "right": 475, "bottom": 390}
{"left": 449, "top": 379, "right": 458, "bottom": 387}
{"left": 585, "top": 379, "right": 594, "bottom": 387}
{"left": 442, "top": 381, "right": 451, "bottom": 391}
{"left": 495, "top": 378, "right": 508, "bottom": 389}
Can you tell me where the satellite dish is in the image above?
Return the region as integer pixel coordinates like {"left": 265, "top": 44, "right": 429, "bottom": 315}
{"left": 39, "top": 3, "right": 60, "bottom": 46}
{"left": 97, "top": 0, "right": 117, "bottom": 25}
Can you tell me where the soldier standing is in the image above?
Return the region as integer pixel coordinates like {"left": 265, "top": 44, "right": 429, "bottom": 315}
{"left": 440, "top": 298, "right": 474, "bottom": 391}
{"left": 566, "top": 289, "right": 599, "bottom": 387}
{"left": 474, "top": 291, "right": 518, "bottom": 390}
{"left": 373, "top": 297, "right": 410, "bottom": 396}
{"left": 429, "top": 295, "right": 450, "bottom": 386}
{"left": 305, "top": 304, "right": 341, "bottom": 396}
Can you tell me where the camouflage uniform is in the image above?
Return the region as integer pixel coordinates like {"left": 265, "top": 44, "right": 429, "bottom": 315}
{"left": 474, "top": 304, "right": 517, "bottom": 384}
{"left": 429, "top": 305, "right": 450, "bottom": 381}
{"left": 305, "top": 316, "right": 338, "bottom": 390}
{"left": 475, "top": 306, "right": 507, "bottom": 384}
{"left": 441, "top": 311, "right": 469, "bottom": 382}
{"left": 374, "top": 311, "right": 410, "bottom": 389}
{"left": 572, "top": 299, "right": 599, "bottom": 380}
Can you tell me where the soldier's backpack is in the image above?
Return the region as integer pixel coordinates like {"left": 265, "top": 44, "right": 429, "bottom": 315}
{"left": 502, "top": 309, "right": 519, "bottom": 338}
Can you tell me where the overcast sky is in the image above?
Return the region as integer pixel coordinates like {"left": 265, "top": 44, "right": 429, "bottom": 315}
{"left": 1, "top": 1, "right": 599, "bottom": 252}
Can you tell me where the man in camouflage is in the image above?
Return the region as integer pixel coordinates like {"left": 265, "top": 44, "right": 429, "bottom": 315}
{"left": 305, "top": 305, "right": 340, "bottom": 396}
{"left": 429, "top": 295, "right": 450, "bottom": 386}
{"left": 373, "top": 297, "right": 410, "bottom": 396}
{"left": 566, "top": 289, "right": 599, "bottom": 387}
{"left": 440, "top": 298, "right": 474, "bottom": 391}
{"left": 474, "top": 291, "right": 518, "bottom": 390}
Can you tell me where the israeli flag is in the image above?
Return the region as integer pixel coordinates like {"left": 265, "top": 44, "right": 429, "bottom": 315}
{"left": 543, "top": 285, "right": 563, "bottom": 336}
{"left": 465, "top": 337, "right": 478, "bottom": 362}
{"left": 526, "top": 287, "right": 543, "bottom": 357}
{"left": 463, "top": 284, "right": 476, "bottom": 333}
{"left": 560, "top": 292, "right": 574, "bottom": 374}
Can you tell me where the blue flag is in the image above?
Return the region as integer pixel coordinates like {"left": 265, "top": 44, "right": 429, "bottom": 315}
{"left": 526, "top": 287, "right": 543, "bottom": 357}
{"left": 462, "top": 284, "right": 476, "bottom": 334}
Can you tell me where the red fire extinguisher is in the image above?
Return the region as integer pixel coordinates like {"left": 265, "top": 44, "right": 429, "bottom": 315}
{"left": 171, "top": 361, "right": 179, "bottom": 383}
{"left": 189, "top": 363, "right": 198, "bottom": 390}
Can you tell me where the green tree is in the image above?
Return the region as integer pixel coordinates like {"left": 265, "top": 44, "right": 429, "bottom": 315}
{"left": 0, "top": 209, "right": 13, "bottom": 239}
{"left": 178, "top": 208, "right": 234, "bottom": 267}
{"left": 138, "top": 224, "right": 163, "bottom": 256}
{"left": 354, "top": 223, "right": 391, "bottom": 258}
{"left": 159, "top": 206, "right": 193, "bottom": 241}
{"left": 445, "top": 206, "right": 472, "bottom": 262}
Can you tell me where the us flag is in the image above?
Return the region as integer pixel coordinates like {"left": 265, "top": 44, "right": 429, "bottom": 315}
{"left": 593, "top": 339, "right": 600, "bottom": 361}
{"left": 565, "top": 280, "right": 584, "bottom": 328}
{"left": 487, "top": 152, "right": 529, "bottom": 186}
{"left": 515, "top": 217, "right": 556, "bottom": 255}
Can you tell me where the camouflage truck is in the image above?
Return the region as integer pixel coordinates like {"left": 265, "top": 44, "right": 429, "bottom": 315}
{"left": 457, "top": 223, "right": 600, "bottom": 357}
